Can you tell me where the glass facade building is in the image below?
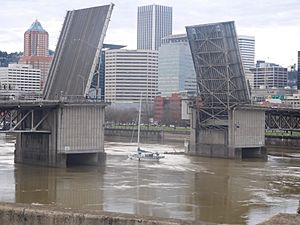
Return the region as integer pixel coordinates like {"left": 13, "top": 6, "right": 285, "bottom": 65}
{"left": 158, "top": 34, "right": 196, "bottom": 97}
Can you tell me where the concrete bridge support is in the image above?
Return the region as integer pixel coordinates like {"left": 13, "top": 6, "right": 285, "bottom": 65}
{"left": 188, "top": 107, "right": 267, "bottom": 160}
{"left": 15, "top": 102, "right": 106, "bottom": 167}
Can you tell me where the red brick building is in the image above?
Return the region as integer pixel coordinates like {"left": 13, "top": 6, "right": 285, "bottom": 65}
{"left": 154, "top": 93, "right": 182, "bottom": 125}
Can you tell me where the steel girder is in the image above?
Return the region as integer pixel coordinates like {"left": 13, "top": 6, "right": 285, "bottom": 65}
{"left": 0, "top": 108, "right": 53, "bottom": 133}
{"left": 265, "top": 109, "right": 300, "bottom": 131}
{"left": 186, "top": 21, "right": 250, "bottom": 129}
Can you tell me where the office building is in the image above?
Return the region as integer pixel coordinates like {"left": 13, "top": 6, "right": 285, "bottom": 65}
{"left": 19, "top": 20, "right": 52, "bottom": 90}
{"left": 238, "top": 35, "right": 255, "bottom": 88}
{"left": 251, "top": 61, "right": 287, "bottom": 89}
{"left": 137, "top": 4, "right": 172, "bottom": 50}
{"left": 158, "top": 34, "right": 196, "bottom": 97}
{"left": 105, "top": 49, "right": 158, "bottom": 103}
{"left": 0, "top": 64, "right": 41, "bottom": 92}
{"left": 89, "top": 44, "right": 125, "bottom": 99}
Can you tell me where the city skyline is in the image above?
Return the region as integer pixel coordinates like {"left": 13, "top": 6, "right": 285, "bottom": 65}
{"left": 0, "top": 0, "right": 299, "bottom": 67}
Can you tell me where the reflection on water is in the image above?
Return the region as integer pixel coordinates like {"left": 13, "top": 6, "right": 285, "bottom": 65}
{"left": 0, "top": 134, "right": 299, "bottom": 224}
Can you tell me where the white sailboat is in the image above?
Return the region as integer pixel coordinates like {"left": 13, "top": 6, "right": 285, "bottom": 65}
{"left": 128, "top": 95, "right": 164, "bottom": 161}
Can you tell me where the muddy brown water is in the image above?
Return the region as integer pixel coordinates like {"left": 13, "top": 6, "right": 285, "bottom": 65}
{"left": 0, "top": 134, "right": 299, "bottom": 224}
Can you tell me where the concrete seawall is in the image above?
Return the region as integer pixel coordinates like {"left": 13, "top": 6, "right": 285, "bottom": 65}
{"left": 0, "top": 202, "right": 214, "bottom": 225}
{"left": 105, "top": 128, "right": 190, "bottom": 143}
{"left": 266, "top": 135, "right": 300, "bottom": 150}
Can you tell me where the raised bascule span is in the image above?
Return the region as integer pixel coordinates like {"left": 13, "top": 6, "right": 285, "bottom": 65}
{"left": 186, "top": 21, "right": 267, "bottom": 159}
{"left": 43, "top": 4, "right": 114, "bottom": 100}
{"left": 0, "top": 4, "right": 115, "bottom": 167}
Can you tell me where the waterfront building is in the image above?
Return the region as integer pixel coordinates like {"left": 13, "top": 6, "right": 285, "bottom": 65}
{"left": 19, "top": 20, "right": 52, "bottom": 90}
{"left": 251, "top": 61, "right": 287, "bottom": 89}
{"left": 158, "top": 34, "right": 196, "bottom": 97}
{"left": 105, "top": 49, "right": 158, "bottom": 103}
{"left": 238, "top": 35, "right": 255, "bottom": 88}
{"left": 0, "top": 64, "right": 41, "bottom": 92}
{"left": 137, "top": 4, "right": 172, "bottom": 50}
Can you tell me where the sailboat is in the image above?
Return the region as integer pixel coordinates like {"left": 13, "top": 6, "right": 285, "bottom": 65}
{"left": 128, "top": 95, "right": 164, "bottom": 162}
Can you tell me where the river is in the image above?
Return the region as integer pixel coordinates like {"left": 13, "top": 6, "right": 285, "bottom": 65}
{"left": 0, "top": 134, "right": 299, "bottom": 224}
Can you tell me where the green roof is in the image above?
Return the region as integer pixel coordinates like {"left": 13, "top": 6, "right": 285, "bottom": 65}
{"left": 27, "top": 20, "right": 46, "bottom": 32}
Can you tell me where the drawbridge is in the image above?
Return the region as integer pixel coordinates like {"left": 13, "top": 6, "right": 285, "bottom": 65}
{"left": 0, "top": 4, "right": 114, "bottom": 167}
{"left": 186, "top": 21, "right": 266, "bottom": 159}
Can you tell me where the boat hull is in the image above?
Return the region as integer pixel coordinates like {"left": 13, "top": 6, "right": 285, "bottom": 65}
{"left": 128, "top": 152, "right": 164, "bottom": 162}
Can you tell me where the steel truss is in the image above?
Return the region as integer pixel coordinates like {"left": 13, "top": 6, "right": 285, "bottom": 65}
{"left": 0, "top": 105, "right": 56, "bottom": 133}
{"left": 186, "top": 22, "right": 250, "bottom": 129}
{"left": 266, "top": 108, "right": 300, "bottom": 131}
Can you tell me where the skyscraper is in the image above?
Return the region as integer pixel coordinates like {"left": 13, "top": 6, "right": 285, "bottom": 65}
{"left": 19, "top": 20, "right": 52, "bottom": 90}
{"left": 158, "top": 34, "right": 196, "bottom": 97}
{"left": 137, "top": 4, "right": 172, "bottom": 50}
{"left": 238, "top": 35, "right": 255, "bottom": 88}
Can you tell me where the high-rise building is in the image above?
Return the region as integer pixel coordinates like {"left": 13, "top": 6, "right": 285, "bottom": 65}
{"left": 89, "top": 44, "right": 125, "bottom": 100}
{"left": 238, "top": 35, "right": 255, "bottom": 88}
{"left": 0, "top": 64, "right": 41, "bottom": 92}
{"left": 251, "top": 60, "right": 287, "bottom": 89}
{"left": 297, "top": 51, "right": 300, "bottom": 90}
{"left": 137, "top": 4, "right": 172, "bottom": 50}
{"left": 19, "top": 20, "right": 52, "bottom": 90}
{"left": 158, "top": 34, "right": 196, "bottom": 97}
{"left": 105, "top": 49, "right": 158, "bottom": 103}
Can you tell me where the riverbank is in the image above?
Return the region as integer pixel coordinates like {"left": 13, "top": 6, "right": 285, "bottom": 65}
{"left": 105, "top": 128, "right": 300, "bottom": 156}
{"left": 0, "top": 202, "right": 218, "bottom": 225}
{"left": 0, "top": 202, "right": 298, "bottom": 225}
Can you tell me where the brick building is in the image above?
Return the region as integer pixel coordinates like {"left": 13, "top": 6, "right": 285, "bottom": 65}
{"left": 154, "top": 93, "right": 182, "bottom": 125}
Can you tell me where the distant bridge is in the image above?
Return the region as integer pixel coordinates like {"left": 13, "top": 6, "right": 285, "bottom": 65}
{"left": 265, "top": 107, "right": 300, "bottom": 131}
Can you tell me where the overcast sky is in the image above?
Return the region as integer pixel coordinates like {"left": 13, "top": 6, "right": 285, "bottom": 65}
{"left": 1, "top": 0, "right": 299, "bottom": 67}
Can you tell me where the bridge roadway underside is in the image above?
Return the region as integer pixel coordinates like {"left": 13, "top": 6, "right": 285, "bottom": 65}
{"left": 0, "top": 100, "right": 107, "bottom": 167}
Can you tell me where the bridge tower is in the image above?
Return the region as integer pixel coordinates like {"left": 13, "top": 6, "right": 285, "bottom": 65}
{"left": 186, "top": 21, "right": 266, "bottom": 159}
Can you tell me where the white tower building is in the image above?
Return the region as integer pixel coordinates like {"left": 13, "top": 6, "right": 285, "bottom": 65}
{"left": 238, "top": 35, "right": 255, "bottom": 88}
{"left": 137, "top": 4, "right": 172, "bottom": 50}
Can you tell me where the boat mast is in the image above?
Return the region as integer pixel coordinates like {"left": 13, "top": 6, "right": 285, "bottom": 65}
{"left": 137, "top": 93, "right": 142, "bottom": 149}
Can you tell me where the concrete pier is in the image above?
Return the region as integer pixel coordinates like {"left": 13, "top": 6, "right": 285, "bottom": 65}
{"left": 14, "top": 102, "right": 107, "bottom": 167}
{"left": 188, "top": 107, "right": 267, "bottom": 160}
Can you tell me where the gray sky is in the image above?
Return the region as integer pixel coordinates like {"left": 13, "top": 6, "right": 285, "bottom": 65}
{"left": 1, "top": 0, "right": 299, "bottom": 67}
